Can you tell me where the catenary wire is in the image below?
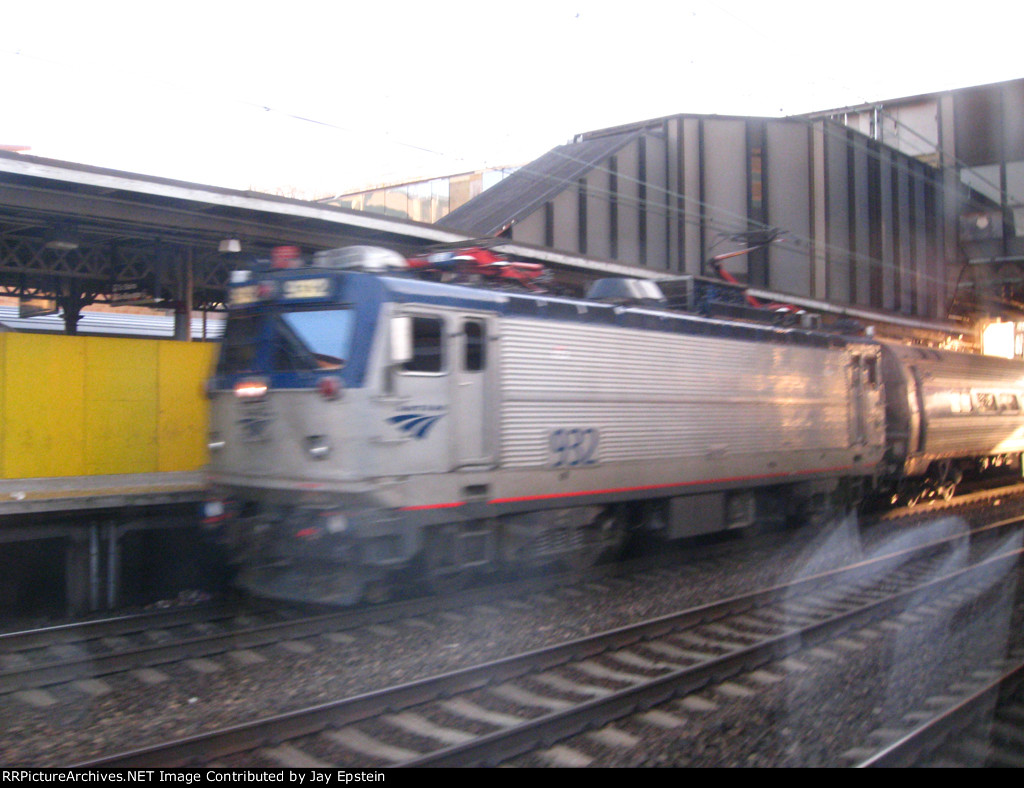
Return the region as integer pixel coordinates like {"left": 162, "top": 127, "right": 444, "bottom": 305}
{"left": 1, "top": 46, "right": 995, "bottom": 304}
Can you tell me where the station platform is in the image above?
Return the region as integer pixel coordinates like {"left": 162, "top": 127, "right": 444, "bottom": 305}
{"left": 0, "top": 472, "right": 211, "bottom": 615}
{"left": 0, "top": 471, "right": 206, "bottom": 517}
{"left": 0, "top": 331, "right": 218, "bottom": 616}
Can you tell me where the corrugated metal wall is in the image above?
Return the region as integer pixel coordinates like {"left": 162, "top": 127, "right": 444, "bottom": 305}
{"left": 800, "top": 80, "right": 1024, "bottom": 318}
{"left": 0, "top": 334, "right": 215, "bottom": 478}
{"left": 504, "top": 115, "right": 966, "bottom": 322}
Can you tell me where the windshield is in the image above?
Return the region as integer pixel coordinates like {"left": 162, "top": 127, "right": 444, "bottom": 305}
{"left": 216, "top": 313, "right": 262, "bottom": 374}
{"left": 216, "top": 308, "right": 356, "bottom": 374}
{"left": 274, "top": 308, "right": 355, "bottom": 370}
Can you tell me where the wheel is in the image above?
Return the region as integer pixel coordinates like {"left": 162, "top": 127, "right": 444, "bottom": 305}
{"left": 421, "top": 524, "right": 475, "bottom": 596}
{"left": 561, "top": 509, "right": 628, "bottom": 571}
{"left": 362, "top": 578, "right": 393, "bottom": 605}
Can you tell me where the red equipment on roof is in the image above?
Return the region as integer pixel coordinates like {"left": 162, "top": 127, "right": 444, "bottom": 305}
{"left": 407, "top": 247, "right": 548, "bottom": 291}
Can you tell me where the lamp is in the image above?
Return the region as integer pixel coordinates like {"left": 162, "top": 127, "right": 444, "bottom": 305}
{"left": 219, "top": 239, "right": 242, "bottom": 253}
{"left": 44, "top": 225, "right": 80, "bottom": 251}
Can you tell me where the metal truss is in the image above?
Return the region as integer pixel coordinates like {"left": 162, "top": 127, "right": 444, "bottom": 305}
{"left": 0, "top": 234, "right": 231, "bottom": 310}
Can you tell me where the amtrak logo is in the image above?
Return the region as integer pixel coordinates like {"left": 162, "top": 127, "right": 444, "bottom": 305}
{"left": 388, "top": 412, "right": 444, "bottom": 439}
{"left": 237, "top": 416, "right": 272, "bottom": 441}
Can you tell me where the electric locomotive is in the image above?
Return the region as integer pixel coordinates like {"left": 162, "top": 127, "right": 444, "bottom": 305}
{"left": 204, "top": 245, "right": 1024, "bottom": 605}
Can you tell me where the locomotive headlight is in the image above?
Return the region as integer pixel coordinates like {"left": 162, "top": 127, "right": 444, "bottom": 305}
{"left": 234, "top": 379, "right": 268, "bottom": 400}
{"left": 202, "top": 500, "right": 225, "bottom": 528}
{"left": 323, "top": 512, "right": 348, "bottom": 534}
{"left": 305, "top": 434, "right": 331, "bottom": 460}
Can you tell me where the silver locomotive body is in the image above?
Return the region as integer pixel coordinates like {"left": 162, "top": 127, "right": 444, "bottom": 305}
{"left": 205, "top": 247, "right": 1021, "bottom": 604}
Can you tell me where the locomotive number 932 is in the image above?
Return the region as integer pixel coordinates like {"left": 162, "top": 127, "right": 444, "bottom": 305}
{"left": 203, "top": 245, "right": 1024, "bottom": 605}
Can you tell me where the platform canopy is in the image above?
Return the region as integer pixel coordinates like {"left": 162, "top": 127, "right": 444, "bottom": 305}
{"left": 0, "top": 150, "right": 646, "bottom": 336}
{"left": 0, "top": 150, "right": 475, "bottom": 333}
{"left": 0, "top": 148, "right": 970, "bottom": 345}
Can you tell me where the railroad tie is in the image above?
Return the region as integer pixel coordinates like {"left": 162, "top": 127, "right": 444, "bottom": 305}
{"left": 439, "top": 697, "right": 530, "bottom": 728}
{"left": 383, "top": 712, "right": 475, "bottom": 746}
{"left": 490, "top": 682, "right": 574, "bottom": 710}
{"left": 322, "top": 727, "right": 421, "bottom": 764}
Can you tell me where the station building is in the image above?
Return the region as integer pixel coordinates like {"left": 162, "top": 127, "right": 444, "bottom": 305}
{"left": 435, "top": 78, "right": 1024, "bottom": 354}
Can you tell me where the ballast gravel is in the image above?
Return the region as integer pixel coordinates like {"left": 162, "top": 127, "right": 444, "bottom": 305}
{"left": 1, "top": 507, "right": 1022, "bottom": 767}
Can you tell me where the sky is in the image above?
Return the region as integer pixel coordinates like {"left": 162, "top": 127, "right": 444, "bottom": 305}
{"left": 3, "top": 0, "right": 1024, "bottom": 199}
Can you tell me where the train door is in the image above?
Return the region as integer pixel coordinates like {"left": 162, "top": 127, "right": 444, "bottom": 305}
{"left": 848, "top": 353, "right": 867, "bottom": 445}
{"left": 848, "top": 352, "right": 881, "bottom": 447}
{"left": 387, "top": 310, "right": 453, "bottom": 475}
{"left": 451, "top": 315, "right": 497, "bottom": 468}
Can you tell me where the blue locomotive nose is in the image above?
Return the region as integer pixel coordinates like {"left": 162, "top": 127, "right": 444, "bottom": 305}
{"left": 212, "top": 266, "right": 383, "bottom": 395}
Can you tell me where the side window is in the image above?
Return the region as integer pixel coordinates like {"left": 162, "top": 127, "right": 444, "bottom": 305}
{"left": 864, "top": 356, "right": 878, "bottom": 387}
{"left": 402, "top": 316, "right": 445, "bottom": 373}
{"left": 998, "top": 392, "right": 1020, "bottom": 412}
{"left": 465, "top": 320, "right": 485, "bottom": 372}
{"left": 974, "top": 391, "right": 998, "bottom": 413}
{"left": 950, "top": 391, "right": 973, "bottom": 414}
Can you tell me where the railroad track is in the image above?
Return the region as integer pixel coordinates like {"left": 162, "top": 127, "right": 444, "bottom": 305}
{"left": 0, "top": 551, "right": 691, "bottom": 701}
{"left": 856, "top": 657, "right": 1024, "bottom": 767}
{"left": 0, "top": 601, "right": 322, "bottom": 697}
{"left": 0, "top": 600, "right": 290, "bottom": 652}
{"left": 0, "top": 504, "right": 851, "bottom": 702}
{"left": 69, "top": 516, "right": 1024, "bottom": 768}
{"left": 2, "top": 486, "right": 1015, "bottom": 703}
{"left": 4, "top": 491, "right": 1023, "bottom": 766}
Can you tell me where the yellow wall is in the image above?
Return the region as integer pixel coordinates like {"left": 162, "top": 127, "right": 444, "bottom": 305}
{"left": 0, "top": 334, "right": 216, "bottom": 478}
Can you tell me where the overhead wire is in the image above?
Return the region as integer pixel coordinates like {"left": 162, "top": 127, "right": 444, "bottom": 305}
{"left": 701, "top": 0, "right": 1024, "bottom": 208}
{"left": 815, "top": 101, "right": 1024, "bottom": 208}
{"left": 3, "top": 42, "right": 991, "bottom": 239}
{"left": 522, "top": 0, "right": 1017, "bottom": 303}
{"left": 1, "top": 41, "right": 1005, "bottom": 310}
{"left": 3, "top": 48, "right": 478, "bottom": 179}
{"left": 695, "top": 0, "right": 1020, "bottom": 319}
{"left": 539, "top": 123, "right": 960, "bottom": 297}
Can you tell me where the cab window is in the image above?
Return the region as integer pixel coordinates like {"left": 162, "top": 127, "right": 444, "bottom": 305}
{"left": 465, "top": 320, "right": 486, "bottom": 372}
{"left": 402, "top": 316, "right": 445, "bottom": 373}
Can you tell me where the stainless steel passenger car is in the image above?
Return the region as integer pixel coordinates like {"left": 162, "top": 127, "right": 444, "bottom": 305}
{"left": 204, "top": 246, "right": 1023, "bottom": 604}
{"left": 879, "top": 342, "right": 1024, "bottom": 503}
